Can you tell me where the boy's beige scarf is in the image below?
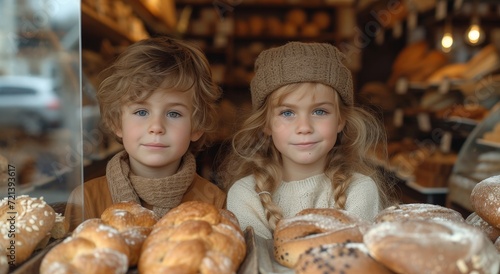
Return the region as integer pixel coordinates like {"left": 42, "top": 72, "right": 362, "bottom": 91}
{"left": 106, "top": 150, "right": 194, "bottom": 218}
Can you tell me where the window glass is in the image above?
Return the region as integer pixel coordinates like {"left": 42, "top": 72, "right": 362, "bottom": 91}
{"left": 0, "top": 0, "right": 82, "bottom": 221}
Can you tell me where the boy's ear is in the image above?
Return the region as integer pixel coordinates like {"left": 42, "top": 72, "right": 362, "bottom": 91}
{"left": 114, "top": 127, "right": 123, "bottom": 138}
{"left": 190, "top": 130, "right": 204, "bottom": 142}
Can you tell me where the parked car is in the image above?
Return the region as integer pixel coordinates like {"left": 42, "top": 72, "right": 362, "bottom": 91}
{"left": 0, "top": 75, "right": 62, "bottom": 135}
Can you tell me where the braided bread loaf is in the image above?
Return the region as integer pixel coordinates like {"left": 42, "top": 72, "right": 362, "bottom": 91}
{"left": 40, "top": 218, "right": 130, "bottom": 274}
{"left": 138, "top": 201, "right": 246, "bottom": 274}
{"left": 0, "top": 195, "right": 56, "bottom": 266}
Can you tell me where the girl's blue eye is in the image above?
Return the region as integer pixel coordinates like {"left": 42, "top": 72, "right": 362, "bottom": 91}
{"left": 167, "top": 111, "right": 181, "bottom": 118}
{"left": 313, "top": 109, "right": 327, "bottom": 115}
{"left": 134, "top": 109, "right": 148, "bottom": 116}
{"left": 280, "top": 110, "right": 294, "bottom": 117}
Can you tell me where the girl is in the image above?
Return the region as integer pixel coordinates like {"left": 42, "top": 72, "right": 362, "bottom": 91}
{"left": 221, "top": 41, "right": 397, "bottom": 239}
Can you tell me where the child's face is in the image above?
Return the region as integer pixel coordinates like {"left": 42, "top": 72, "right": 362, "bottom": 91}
{"left": 268, "top": 83, "right": 344, "bottom": 180}
{"left": 115, "top": 88, "right": 202, "bottom": 178}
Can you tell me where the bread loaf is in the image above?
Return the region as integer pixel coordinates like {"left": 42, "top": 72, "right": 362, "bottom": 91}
{"left": 100, "top": 201, "right": 157, "bottom": 266}
{"left": 40, "top": 218, "right": 130, "bottom": 274}
{"left": 375, "top": 203, "right": 465, "bottom": 223}
{"left": 470, "top": 175, "right": 500, "bottom": 229}
{"left": 466, "top": 212, "right": 500, "bottom": 242}
{"left": 139, "top": 201, "right": 246, "bottom": 274}
{"left": 294, "top": 242, "right": 393, "bottom": 274}
{"left": 273, "top": 208, "right": 366, "bottom": 268}
{"left": 0, "top": 195, "right": 56, "bottom": 266}
{"left": 364, "top": 219, "right": 500, "bottom": 274}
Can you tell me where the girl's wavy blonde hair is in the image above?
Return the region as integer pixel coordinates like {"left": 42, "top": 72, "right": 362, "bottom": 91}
{"left": 219, "top": 83, "right": 397, "bottom": 230}
{"left": 97, "top": 36, "right": 221, "bottom": 153}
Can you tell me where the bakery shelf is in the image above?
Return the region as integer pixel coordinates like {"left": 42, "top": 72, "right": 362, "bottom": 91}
{"left": 81, "top": 2, "right": 137, "bottom": 44}
{"left": 476, "top": 138, "right": 500, "bottom": 149}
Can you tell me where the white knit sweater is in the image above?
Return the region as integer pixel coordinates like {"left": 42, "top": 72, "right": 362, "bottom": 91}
{"left": 227, "top": 173, "right": 380, "bottom": 239}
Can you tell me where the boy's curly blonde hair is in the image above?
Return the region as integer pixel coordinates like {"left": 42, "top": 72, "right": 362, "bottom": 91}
{"left": 97, "top": 36, "right": 221, "bottom": 153}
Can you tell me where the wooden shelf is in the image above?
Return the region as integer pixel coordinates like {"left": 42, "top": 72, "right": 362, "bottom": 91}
{"left": 81, "top": 2, "right": 137, "bottom": 44}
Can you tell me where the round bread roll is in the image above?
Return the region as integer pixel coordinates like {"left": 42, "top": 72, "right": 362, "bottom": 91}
{"left": 273, "top": 208, "right": 366, "bottom": 268}
{"left": 375, "top": 203, "right": 465, "bottom": 223}
{"left": 466, "top": 212, "right": 500, "bottom": 242}
{"left": 295, "top": 242, "right": 393, "bottom": 274}
{"left": 100, "top": 201, "right": 157, "bottom": 266}
{"left": 40, "top": 218, "right": 130, "bottom": 274}
{"left": 139, "top": 201, "right": 246, "bottom": 274}
{"left": 470, "top": 175, "right": 500, "bottom": 229}
{"left": 364, "top": 219, "right": 500, "bottom": 274}
{"left": 0, "top": 195, "right": 56, "bottom": 265}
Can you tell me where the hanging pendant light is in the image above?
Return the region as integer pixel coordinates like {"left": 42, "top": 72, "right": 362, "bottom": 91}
{"left": 465, "top": 16, "right": 485, "bottom": 45}
{"left": 441, "top": 18, "right": 454, "bottom": 52}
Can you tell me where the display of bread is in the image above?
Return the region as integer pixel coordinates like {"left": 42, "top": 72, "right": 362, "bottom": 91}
{"left": 0, "top": 195, "right": 56, "bottom": 266}
{"left": 482, "top": 123, "right": 500, "bottom": 143}
{"left": 138, "top": 200, "right": 246, "bottom": 274}
{"left": 273, "top": 208, "right": 367, "bottom": 268}
{"left": 40, "top": 218, "right": 130, "bottom": 274}
{"left": 388, "top": 40, "right": 449, "bottom": 86}
{"left": 272, "top": 202, "right": 500, "bottom": 273}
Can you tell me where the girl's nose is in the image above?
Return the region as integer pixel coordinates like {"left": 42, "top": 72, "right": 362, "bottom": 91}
{"left": 296, "top": 115, "right": 313, "bottom": 134}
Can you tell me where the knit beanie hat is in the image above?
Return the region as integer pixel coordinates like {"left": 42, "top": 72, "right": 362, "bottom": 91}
{"left": 250, "top": 41, "right": 353, "bottom": 109}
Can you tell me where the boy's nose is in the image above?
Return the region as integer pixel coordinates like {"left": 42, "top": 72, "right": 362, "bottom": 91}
{"left": 149, "top": 117, "right": 165, "bottom": 134}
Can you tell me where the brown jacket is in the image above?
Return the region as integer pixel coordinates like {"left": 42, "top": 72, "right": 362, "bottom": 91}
{"left": 64, "top": 174, "right": 226, "bottom": 231}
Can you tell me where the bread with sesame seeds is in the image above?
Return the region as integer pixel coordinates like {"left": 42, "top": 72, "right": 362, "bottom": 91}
{"left": 0, "top": 195, "right": 56, "bottom": 265}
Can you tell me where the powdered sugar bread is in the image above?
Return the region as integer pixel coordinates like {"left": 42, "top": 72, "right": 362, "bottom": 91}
{"left": 375, "top": 203, "right": 464, "bottom": 223}
{"left": 295, "top": 242, "right": 393, "bottom": 274}
{"left": 364, "top": 219, "right": 500, "bottom": 274}
{"left": 470, "top": 175, "right": 500, "bottom": 229}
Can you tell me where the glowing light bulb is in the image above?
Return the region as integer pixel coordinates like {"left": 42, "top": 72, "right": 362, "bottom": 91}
{"left": 465, "top": 17, "right": 485, "bottom": 45}
{"left": 441, "top": 32, "right": 453, "bottom": 52}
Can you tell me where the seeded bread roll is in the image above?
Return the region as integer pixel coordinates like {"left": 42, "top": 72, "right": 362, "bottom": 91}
{"left": 364, "top": 219, "right": 500, "bottom": 274}
{"left": 273, "top": 208, "right": 366, "bottom": 268}
{"left": 0, "top": 195, "right": 56, "bottom": 265}
{"left": 295, "top": 242, "right": 394, "bottom": 274}
{"left": 470, "top": 175, "right": 500, "bottom": 229}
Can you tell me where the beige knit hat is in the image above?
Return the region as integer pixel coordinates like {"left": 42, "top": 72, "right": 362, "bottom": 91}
{"left": 250, "top": 41, "right": 353, "bottom": 109}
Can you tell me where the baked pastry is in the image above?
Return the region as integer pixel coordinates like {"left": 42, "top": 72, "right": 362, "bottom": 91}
{"left": 466, "top": 212, "right": 500, "bottom": 242}
{"left": 100, "top": 201, "right": 157, "bottom": 266}
{"left": 375, "top": 203, "right": 465, "bottom": 223}
{"left": 470, "top": 175, "right": 500, "bottom": 229}
{"left": 139, "top": 201, "right": 246, "bottom": 274}
{"left": 273, "top": 208, "right": 366, "bottom": 268}
{"left": 0, "top": 195, "right": 56, "bottom": 265}
{"left": 40, "top": 218, "right": 130, "bottom": 274}
{"left": 364, "top": 219, "right": 500, "bottom": 274}
{"left": 294, "top": 242, "right": 393, "bottom": 274}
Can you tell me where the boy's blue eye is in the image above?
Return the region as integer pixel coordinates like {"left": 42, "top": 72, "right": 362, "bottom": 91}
{"left": 134, "top": 109, "right": 148, "bottom": 116}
